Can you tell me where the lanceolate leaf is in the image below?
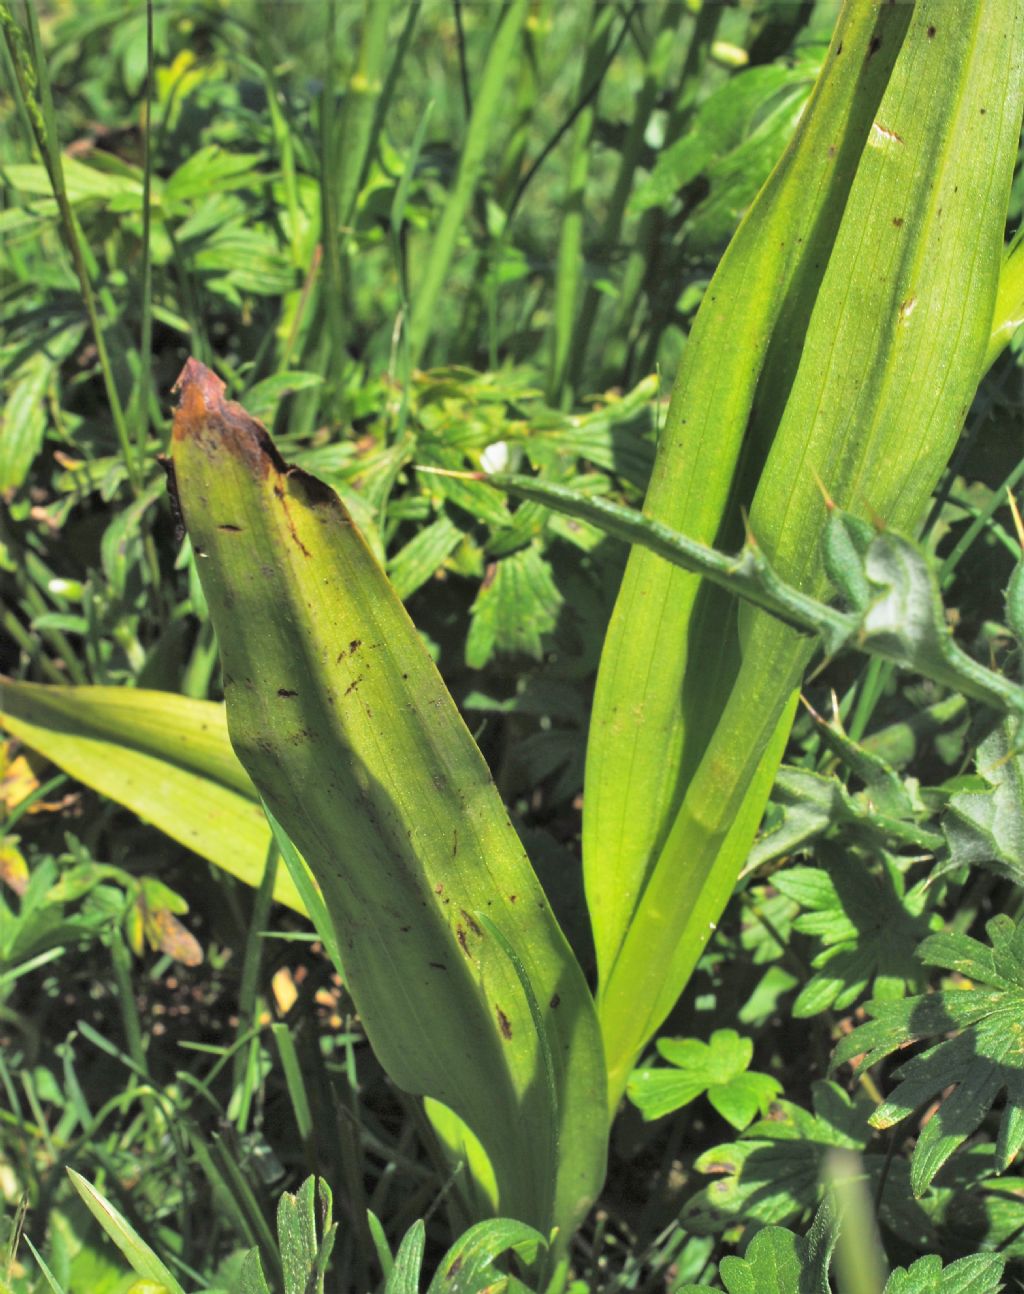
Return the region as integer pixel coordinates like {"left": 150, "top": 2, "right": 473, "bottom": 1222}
{"left": 0, "top": 680, "right": 303, "bottom": 913}
{"left": 583, "top": 2, "right": 909, "bottom": 1013}
{"left": 594, "top": 0, "right": 1024, "bottom": 1104}
{"left": 168, "top": 360, "right": 606, "bottom": 1237}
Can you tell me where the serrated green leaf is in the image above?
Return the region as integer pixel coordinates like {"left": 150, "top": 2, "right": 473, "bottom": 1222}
{"left": 238, "top": 1248, "right": 273, "bottom": 1294}
{"left": 833, "top": 916, "right": 1024, "bottom": 1194}
{"left": 943, "top": 720, "right": 1024, "bottom": 883}
{"left": 389, "top": 514, "right": 463, "bottom": 601}
{"left": 884, "top": 1252, "right": 1005, "bottom": 1294}
{"left": 773, "top": 851, "right": 938, "bottom": 1017}
{"left": 682, "top": 1082, "right": 873, "bottom": 1234}
{"left": 465, "top": 546, "right": 562, "bottom": 669}
{"left": 426, "top": 1217, "right": 545, "bottom": 1294}
{"left": 164, "top": 146, "right": 267, "bottom": 205}
{"left": 387, "top": 1222, "right": 425, "bottom": 1294}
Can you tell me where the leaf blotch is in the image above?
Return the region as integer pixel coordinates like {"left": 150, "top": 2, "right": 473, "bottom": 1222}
{"left": 496, "top": 1008, "right": 512, "bottom": 1040}
{"left": 277, "top": 688, "right": 298, "bottom": 698}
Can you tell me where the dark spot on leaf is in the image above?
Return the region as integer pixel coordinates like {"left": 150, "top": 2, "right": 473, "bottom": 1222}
{"left": 867, "top": 35, "right": 881, "bottom": 57}
{"left": 447, "top": 1257, "right": 463, "bottom": 1279}
{"left": 509, "top": 894, "right": 517, "bottom": 903}
{"left": 217, "top": 523, "right": 242, "bottom": 532}
{"left": 344, "top": 676, "right": 363, "bottom": 696}
{"left": 893, "top": 216, "right": 904, "bottom": 227}
{"left": 496, "top": 1008, "right": 512, "bottom": 1040}
{"left": 461, "top": 910, "right": 482, "bottom": 937}
{"left": 429, "top": 962, "right": 447, "bottom": 971}
{"left": 435, "top": 883, "right": 444, "bottom": 894}
{"left": 457, "top": 927, "right": 470, "bottom": 956}
{"left": 927, "top": 24, "right": 936, "bottom": 37}
{"left": 550, "top": 994, "right": 561, "bottom": 1010}
{"left": 349, "top": 639, "right": 362, "bottom": 653}
{"left": 400, "top": 926, "right": 411, "bottom": 934}
{"left": 277, "top": 688, "right": 298, "bottom": 698}
{"left": 835, "top": 40, "right": 843, "bottom": 55}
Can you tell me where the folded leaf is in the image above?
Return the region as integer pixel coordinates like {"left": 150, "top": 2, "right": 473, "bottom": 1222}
{"left": 169, "top": 360, "right": 606, "bottom": 1237}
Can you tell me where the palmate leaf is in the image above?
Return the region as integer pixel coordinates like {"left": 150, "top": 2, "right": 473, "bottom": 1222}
{"left": 681, "top": 1081, "right": 871, "bottom": 1233}
{"left": 833, "top": 915, "right": 1024, "bottom": 1195}
{"left": 682, "top": 1081, "right": 937, "bottom": 1249}
{"left": 772, "top": 847, "right": 940, "bottom": 1018}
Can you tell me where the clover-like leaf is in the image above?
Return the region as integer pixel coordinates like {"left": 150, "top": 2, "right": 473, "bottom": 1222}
{"left": 628, "top": 1029, "right": 782, "bottom": 1130}
{"left": 833, "top": 914, "right": 1024, "bottom": 1195}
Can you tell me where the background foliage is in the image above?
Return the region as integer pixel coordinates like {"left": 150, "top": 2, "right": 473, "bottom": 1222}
{"left": 2, "top": 0, "right": 1024, "bottom": 1289}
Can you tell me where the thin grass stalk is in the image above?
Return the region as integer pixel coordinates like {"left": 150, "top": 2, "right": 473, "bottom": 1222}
{"left": 564, "top": 1, "right": 684, "bottom": 397}
{"left": 232, "top": 841, "right": 278, "bottom": 1094}
{"left": 317, "top": 0, "right": 345, "bottom": 391}
{"left": 607, "top": 3, "right": 722, "bottom": 384}
{"left": 546, "top": 2, "right": 615, "bottom": 405}
{"left": 130, "top": 0, "right": 154, "bottom": 461}
{"left": 333, "top": 0, "right": 395, "bottom": 232}
{"left": 407, "top": 0, "right": 530, "bottom": 368}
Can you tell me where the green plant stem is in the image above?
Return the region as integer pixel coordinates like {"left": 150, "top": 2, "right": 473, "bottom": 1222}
{"left": 546, "top": 1, "right": 616, "bottom": 405}
{"left": 564, "top": 2, "right": 682, "bottom": 396}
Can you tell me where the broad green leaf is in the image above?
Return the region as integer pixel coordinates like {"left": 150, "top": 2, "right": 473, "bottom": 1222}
{"left": 833, "top": 915, "right": 1024, "bottom": 1195}
{"left": 628, "top": 1029, "right": 781, "bottom": 1129}
{"left": 169, "top": 360, "right": 606, "bottom": 1237}
{"left": 66, "top": 1170, "right": 185, "bottom": 1294}
{"left": 593, "top": 0, "right": 1024, "bottom": 1105}
{"left": 584, "top": 3, "right": 909, "bottom": 1026}
{"left": 0, "top": 680, "right": 304, "bottom": 913}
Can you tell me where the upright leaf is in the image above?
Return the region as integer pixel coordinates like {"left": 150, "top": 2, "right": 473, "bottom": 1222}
{"left": 169, "top": 360, "right": 606, "bottom": 1237}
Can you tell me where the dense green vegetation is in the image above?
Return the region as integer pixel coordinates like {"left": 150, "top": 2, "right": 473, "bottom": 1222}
{"left": 3, "top": 1, "right": 1024, "bottom": 1290}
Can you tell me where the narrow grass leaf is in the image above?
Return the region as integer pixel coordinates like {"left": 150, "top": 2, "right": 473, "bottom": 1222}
{"left": 0, "top": 681, "right": 304, "bottom": 913}
{"left": 65, "top": 1169, "right": 185, "bottom": 1294}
